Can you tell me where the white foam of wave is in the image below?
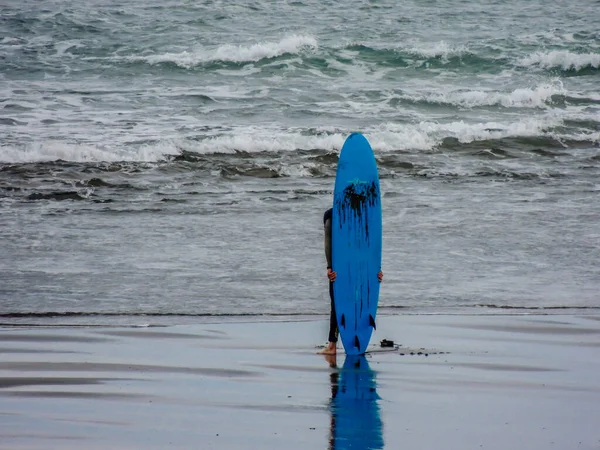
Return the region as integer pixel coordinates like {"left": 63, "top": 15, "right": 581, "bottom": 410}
{"left": 177, "top": 118, "right": 567, "bottom": 154}
{"left": 54, "top": 40, "right": 85, "bottom": 56}
{"left": 177, "top": 128, "right": 346, "bottom": 154}
{"left": 136, "top": 35, "right": 318, "bottom": 68}
{"left": 0, "top": 141, "right": 179, "bottom": 164}
{"left": 404, "top": 40, "right": 469, "bottom": 59}
{"left": 402, "top": 82, "right": 566, "bottom": 108}
{"left": 518, "top": 50, "right": 600, "bottom": 71}
{"left": 3, "top": 116, "right": 596, "bottom": 164}
{"left": 560, "top": 130, "right": 600, "bottom": 143}
{"left": 367, "top": 117, "right": 564, "bottom": 151}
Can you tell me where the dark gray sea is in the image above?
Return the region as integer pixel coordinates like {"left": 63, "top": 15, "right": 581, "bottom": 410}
{"left": 1, "top": 0, "right": 599, "bottom": 326}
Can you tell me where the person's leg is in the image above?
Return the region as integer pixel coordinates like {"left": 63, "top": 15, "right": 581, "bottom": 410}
{"left": 328, "top": 281, "right": 338, "bottom": 343}
{"left": 319, "top": 282, "right": 338, "bottom": 354}
{"left": 319, "top": 282, "right": 338, "bottom": 355}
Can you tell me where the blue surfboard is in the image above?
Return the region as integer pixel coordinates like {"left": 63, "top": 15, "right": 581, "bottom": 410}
{"left": 332, "top": 133, "right": 382, "bottom": 355}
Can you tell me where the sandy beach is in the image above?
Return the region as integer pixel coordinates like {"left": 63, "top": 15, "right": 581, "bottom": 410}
{"left": 1, "top": 314, "right": 599, "bottom": 450}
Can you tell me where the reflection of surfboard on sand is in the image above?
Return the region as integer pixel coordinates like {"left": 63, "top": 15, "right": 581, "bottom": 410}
{"left": 329, "top": 355, "right": 383, "bottom": 449}
{"left": 332, "top": 133, "right": 382, "bottom": 355}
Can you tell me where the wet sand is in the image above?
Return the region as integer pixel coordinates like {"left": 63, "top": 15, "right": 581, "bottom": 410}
{"left": 1, "top": 314, "right": 599, "bottom": 449}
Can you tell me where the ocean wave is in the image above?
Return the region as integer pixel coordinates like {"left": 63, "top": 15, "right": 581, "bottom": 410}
{"left": 341, "top": 40, "right": 477, "bottom": 69}
{"left": 0, "top": 141, "right": 179, "bottom": 164}
{"left": 2, "top": 116, "right": 598, "bottom": 164}
{"left": 189, "top": 119, "right": 574, "bottom": 156}
{"left": 130, "top": 34, "right": 318, "bottom": 68}
{"left": 346, "top": 40, "right": 469, "bottom": 59}
{"left": 342, "top": 44, "right": 600, "bottom": 74}
{"left": 372, "top": 118, "right": 562, "bottom": 150}
{"left": 518, "top": 50, "right": 600, "bottom": 72}
{"left": 394, "top": 82, "right": 566, "bottom": 109}
{"left": 402, "top": 40, "right": 469, "bottom": 60}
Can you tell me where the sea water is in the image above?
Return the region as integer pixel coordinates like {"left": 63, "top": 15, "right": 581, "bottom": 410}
{"left": 1, "top": 0, "right": 599, "bottom": 325}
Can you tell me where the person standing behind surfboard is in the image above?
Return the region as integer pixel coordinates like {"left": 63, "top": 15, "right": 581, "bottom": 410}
{"left": 321, "top": 208, "right": 383, "bottom": 355}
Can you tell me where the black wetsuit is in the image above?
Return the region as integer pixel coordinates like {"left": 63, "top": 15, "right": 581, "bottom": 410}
{"left": 323, "top": 208, "right": 338, "bottom": 343}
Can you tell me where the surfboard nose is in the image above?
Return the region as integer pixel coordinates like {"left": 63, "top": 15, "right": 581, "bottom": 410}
{"left": 344, "top": 132, "right": 370, "bottom": 148}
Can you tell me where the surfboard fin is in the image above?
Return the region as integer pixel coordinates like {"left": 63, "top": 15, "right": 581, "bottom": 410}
{"left": 369, "top": 314, "right": 376, "bottom": 329}
{"left": 340, "top": 314, "right": 346, "bottom": 328}
{"left": 354, "top": 335, "right": 360, "bottom": 349}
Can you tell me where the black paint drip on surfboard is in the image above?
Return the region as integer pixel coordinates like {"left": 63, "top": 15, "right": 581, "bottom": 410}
{"left": 336, "top": 180, "right": 379, "bottom": 350}
{"left": 336, "top": 180, "right": 378, "bottom": 241}
{"left": 337, "top": 181, "right": 378, "bottom": 234}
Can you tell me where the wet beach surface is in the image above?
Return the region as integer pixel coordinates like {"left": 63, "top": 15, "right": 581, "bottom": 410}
{"left": 1, "top": 314, "right": 599, "bottom": 449}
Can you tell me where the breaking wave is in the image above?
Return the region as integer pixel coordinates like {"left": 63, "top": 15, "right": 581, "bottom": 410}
{"left": 128, "top": 35, "right": 318, "bottom": 68}
{"left": 2, "top": 116, "right": 598, "bottom": 164}
{"left": 518, "top": 50, "right": 600, "bottom": 73}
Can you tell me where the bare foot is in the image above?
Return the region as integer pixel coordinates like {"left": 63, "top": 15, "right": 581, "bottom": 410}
{"left": 318, "top": 342, "right": 337, "bottom": 355}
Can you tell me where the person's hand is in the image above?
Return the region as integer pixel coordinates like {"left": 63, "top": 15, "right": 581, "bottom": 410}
{"left": 378, "top": 271, "right": 383, "bottom": 283}
{"left": 327, "top": 268, "right": 337, "bottom": 282}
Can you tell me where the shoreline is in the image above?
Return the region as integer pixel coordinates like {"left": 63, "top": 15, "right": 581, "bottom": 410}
{"left": 2, "top": 305, "right": 600, "bottom": 329}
